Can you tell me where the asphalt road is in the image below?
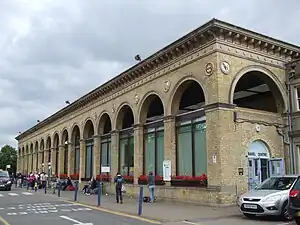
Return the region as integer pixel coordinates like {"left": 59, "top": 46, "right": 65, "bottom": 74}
{"left": 0, "top": 187, "right": 157, "bottom": 225}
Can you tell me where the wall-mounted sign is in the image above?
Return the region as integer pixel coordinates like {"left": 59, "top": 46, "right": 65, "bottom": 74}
{"left": 212, "top": 154, "right": 217, "bottom": 164}
{"left": 238, "top": 168, "right": 244, "bottom": 175}
{"left": 101, "top": 166, "right": 110, "bottom": 173}
{"left": 163, "top": 160, "right": 171, "bottom": 181}
{"left": 247, "top": 140, "right": 270, "bottom": 159}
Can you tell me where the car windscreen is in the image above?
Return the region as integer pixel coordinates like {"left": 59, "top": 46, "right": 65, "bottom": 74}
{"left": 0, "top": 171, "right": 9, "bottom": 177}
{"left": 256, "top": 177, "right": 296, "bottom": 190}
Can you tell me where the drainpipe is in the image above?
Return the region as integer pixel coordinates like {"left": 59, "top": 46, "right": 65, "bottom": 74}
{"left": 287, "top": 66, "right": 296, "bottom": 174}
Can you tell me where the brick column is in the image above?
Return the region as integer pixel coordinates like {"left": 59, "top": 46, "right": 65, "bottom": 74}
{"left": 93, "top": 135, "right": 101, "bottom": 178}
{"left": 133, "top": 124, "right": 144, "bottom": 184}
{"left": 110, "top": 130, "right": 119, "bottom": 181}
{"left": 67, "top": 143, "right": 73, "bottom": 176}
{"left": 58, "top": 145, "right": 65, "bottom": 177}
{"left": 164, "top": 116, "right": 177, "bottom": 177}
{"left": 79, "top": 139, "right": 86, "bottom": 182}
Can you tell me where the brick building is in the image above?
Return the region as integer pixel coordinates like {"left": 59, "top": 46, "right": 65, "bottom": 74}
{"left": 16, "top": 19, "right": 300, "bottom": 205}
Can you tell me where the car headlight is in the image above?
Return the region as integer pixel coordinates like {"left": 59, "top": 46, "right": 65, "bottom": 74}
{"left": 7, "top": 181, "right": 11, "bottom": 184}
{"left": 261, "top": 195, "right": 282, "bottom": 202}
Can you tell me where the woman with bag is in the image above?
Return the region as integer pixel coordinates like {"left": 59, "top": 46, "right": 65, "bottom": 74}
{"left": 114, "top": 173, "right": 125, "bottom": 204}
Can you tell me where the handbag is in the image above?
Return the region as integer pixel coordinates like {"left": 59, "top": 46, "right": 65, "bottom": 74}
{"left": 121, "top": 184, "right": 126, "bottom": 193}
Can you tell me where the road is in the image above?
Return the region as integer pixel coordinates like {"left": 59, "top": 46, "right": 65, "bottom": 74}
{"left": 0, "top": 188, "right": 298, "bottom": 225}
{"left": 0, "top": 187, "right": 158, "bottom": 225}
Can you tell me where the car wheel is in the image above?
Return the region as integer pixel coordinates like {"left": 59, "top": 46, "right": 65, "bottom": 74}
{"left": 281, "top": 202, "right": 293, "bottom": 220}
{"left": 243, "top": 213, "right": 256, "bottom": 219}
{"left": 7, "top": 187, "right": 11, "bottom": 191}
{"left": 295, "top": 217, "right": 300, "bottom": 225}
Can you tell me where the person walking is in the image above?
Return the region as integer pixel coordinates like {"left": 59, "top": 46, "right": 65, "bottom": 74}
{"left": 147, "top": 171, "right": 155, "bottom": 203}
{"left": 114, "top": 173, "right": 124, "bottom": 204}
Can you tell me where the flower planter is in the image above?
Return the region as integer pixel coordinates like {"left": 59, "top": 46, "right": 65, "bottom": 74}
{"left": 138, "top": 179, "right": 165, "bottom": 185}
{"left": 81, "top": 178, "right": 90, "bottom": 182}
{"left": 171, "top": 179, "right": 207, "bottom": 187}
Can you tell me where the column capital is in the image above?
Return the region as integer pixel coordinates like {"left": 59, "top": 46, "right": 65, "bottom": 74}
{"left": 93, "top": 134, "right": 101, "bottom": 139}
{"left": 133, "top": 123, "right": 143, "bottom": 129}
{"left": 164, "top": 115, "right": 175, "bottom": 121}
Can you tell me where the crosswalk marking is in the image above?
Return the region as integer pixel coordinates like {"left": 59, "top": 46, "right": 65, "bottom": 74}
{"left": 8, "top": 193, "right": 18, "bottom": 196}
{"left": 0, "top": 194, "right": 3, "bottom": 197}
{"left": 21, "top": 192, "right": 33, "bottom": 195}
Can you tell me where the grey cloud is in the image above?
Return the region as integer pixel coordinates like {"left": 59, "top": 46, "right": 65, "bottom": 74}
{"left": 0, "top": 0, "right": 300, "bottom": 148}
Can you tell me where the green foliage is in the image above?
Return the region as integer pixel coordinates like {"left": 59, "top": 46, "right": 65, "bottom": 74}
{"left": 0, "top": 145, "right": 17, "bottom": 173}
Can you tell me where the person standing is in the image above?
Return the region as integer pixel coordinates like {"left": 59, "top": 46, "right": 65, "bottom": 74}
{"left": 114, "top": 173, "right": 124, "bottom": 204}
{"left": 147, "top": 171, "right": 155, "bottom": 203}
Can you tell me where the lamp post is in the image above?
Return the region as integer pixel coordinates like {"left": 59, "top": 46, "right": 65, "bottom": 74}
{"left": 287, "top": 66, "right": 296, "bottom": 174}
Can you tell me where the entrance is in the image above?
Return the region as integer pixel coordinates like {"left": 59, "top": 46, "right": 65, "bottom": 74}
{"left": 247, "top": 140, "right": 285, "bottom": 190}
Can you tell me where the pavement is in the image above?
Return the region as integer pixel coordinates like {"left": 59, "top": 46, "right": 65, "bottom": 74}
{"left": 0, "top": 187, "right": 298, "bottom": 225}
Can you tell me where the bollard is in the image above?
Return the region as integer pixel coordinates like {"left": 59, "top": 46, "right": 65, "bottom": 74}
{"left": 58, "top": 181, "right": 61, "bottom": 197}
{"left": 44, "top": 182, "right": 47, "bottom": 194}
{"left": 138, "top": 185, "right": 143, "bottom": 216}
{"left": 74, "top": 181, "right": 78, "bottom": 202}
{"left": 97, "top": 181, "right": 101, "bottom": 207}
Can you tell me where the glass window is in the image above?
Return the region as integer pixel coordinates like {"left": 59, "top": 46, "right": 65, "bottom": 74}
{"left": 177, "top": 125, "right": 192, "bottom": 176}
{"left": 119, "top": 134, "right": 134, "bottom": 176}
{"left": 144, "top": 132, "right": 155, "bottom": 174}
{"left": 156, "top": 130, "right": 164, "bottom": 176}
{"left": 101, "top": 142, "right": 108, "bottom": 166}
{"left": 194, "top": 123, "right": 207, "bottom": 176}
{"left": 296, "top": 87, "right": 300, "bottom": 111}
{"left": 64, "top": 147, "right": 68, "bottom": 174}
{"left": 75, "top": 146, "right": 80, "bottom": 174}
{"left": 85, "top": 144, "right": 93, "bottom": 179}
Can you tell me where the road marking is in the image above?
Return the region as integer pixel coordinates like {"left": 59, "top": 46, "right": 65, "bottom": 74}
{"left": 182, "top": 221, "right": 202, "bottom": 225}
{"left": 276, "top": 222, "right": 294, "bottom": 225}
{"left": 7, "top": 193, "right": 18, "bottom": 196}
{"left": 21, "top": 192, "right": 33, "bottom": 195}
{"left": 64, "top": 200, "right": 161, "bottom": 224}
{"left": 60, "top": 215, "right": 84, "bottom": 223}
{"left": 19, "top": 212, "right": 28, "bottom": 215}
{"left": 0, "top": 194, "right": 3, "bottom": 197}
{"left": 0, "top": 208, "right": 5, "bottom": 210}
{"left": 0, "top": 216, "right": 10, "bottom": 225}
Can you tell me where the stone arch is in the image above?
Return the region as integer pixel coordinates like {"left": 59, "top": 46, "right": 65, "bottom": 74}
{"left": 247, "top": 139, "right": 271, "bottom": 158}
{"left": 115, "top": 103, "right": 135, "bottom": 130}
{"left": 71, "top": 124, "right": 81, "bottom": 145}
{"left": 229, "top": 66, "right": 287, "bottom": 113}
{"left": 83, "top": 119, "right": 95, "bottom": 139}
{"left": 170, "top": 77, "right": 206, "bottom": 115}
{"left": 26, "top": 145, "right": 29, "bottom": 154}
{"left": 30, "top": 143, "right": 34, "bottom": 153}
{"left": 53, "top": 133, "right": 59, "bottom": 147}
{"left": 22, "top": 147, "right": 25, "bottom": 156}
{"left": 40, "top": 139, "right": 45, "bottom": 151}
{"left": 98, "top": 112, "right": 112, "bottom": 135}
{"left": 138, "top": 91, "right": 165, "bottom": 124}
{"left": 34, "top": 141, "right": 38, "bottom": 153}
{"left": 46, "top": 136, "right": 51, "bottom": 149}
{"left": 61, "top": 129, "right": 69, "bottom": 145}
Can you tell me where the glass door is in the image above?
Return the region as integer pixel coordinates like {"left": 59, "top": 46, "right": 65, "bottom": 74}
{"left": 248, "top": 158, "right": 261, "bottom": 190}
{"left": 268, "top": 158, "right": 285, "bottom": 177}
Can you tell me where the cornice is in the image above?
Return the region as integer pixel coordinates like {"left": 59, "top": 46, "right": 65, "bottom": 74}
{"left": 16, "top": 18, "right": 300, "bottom": 141}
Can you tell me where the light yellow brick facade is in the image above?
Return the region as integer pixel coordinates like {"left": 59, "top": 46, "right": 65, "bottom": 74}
{"left": 16, "top": 19, "right": 300, "bottom": 205}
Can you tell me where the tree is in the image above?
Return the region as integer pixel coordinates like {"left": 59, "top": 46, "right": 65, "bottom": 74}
{"left": 0, "top": 145, "right": 17, "bottom": 173}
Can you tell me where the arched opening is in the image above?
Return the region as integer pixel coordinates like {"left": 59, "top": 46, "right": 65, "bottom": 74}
{"left": 233, "top": 71, "right": 285, "bottom": 113}
{"left": 26, "top": 145, "right": 29, "bottom": 174}
{"left": 53, "top": 133, "right": 59, "bottom": 175}
{"left": 116, "top": 105, "right": 134, "bottom": 179}
{"left": 46, "top": 136, "right": 52, "bottom": 175}
{"left": 40, "top": 139, "right": 45, "bottom": 167}
{"left": 83, "top": 120, "right": 95, "bottom": 180}
{"left": 247, "top": 140, "right": 271, "bottom": 190}
{"left": 71, "top": 125, "right": 80, "bottom": 175}
{"left": 140, "top": 94, "right": 164, "bottom": 176}
{"left": 98, "top": 113, "right": 112, "bottom": 177}
{"left": 22, "top": 147, "right": 25, "bottom": 173}
{"left": 171, "top": 79, "right": 207, "bottom": 177}
{"left": 62, "top": 129, "right": 69, "bottom": 175}
{"left": 30, "top": 143, "right": 34, "bottom": 172}
{"left": 35, "top": 141, "right": 39, "bottom": 171}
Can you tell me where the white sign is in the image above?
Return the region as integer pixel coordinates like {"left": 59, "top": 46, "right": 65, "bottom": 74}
{"left": 212, "top": 155, "right": 217, "bottom": 164}
{"left": 163, "top": 160, "right": 171, "bottom": 181}
{"left": 60, "top": 215, "right": 93, "bottom": 225}
{"left": 247, "top": 141, "right": 270, "bottom": 159}
{"left": 101, "top": 166, "right": 110, "bottom": 173}
{"left": 6, "top": 165, "right": 11, "bottom": 169}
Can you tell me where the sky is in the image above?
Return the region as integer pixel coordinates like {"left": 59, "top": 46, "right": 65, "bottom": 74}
{"left": 1, "top": 0, "right": 300, "bottom": 148}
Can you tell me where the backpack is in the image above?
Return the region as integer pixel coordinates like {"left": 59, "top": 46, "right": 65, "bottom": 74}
{"left": 116, "top": 177, "right": 123, "bottom": 187}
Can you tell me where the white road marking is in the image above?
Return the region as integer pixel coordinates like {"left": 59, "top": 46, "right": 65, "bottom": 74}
{"left": 39, "top": 211, "right": 48, "bottom": 214}
{"left": 22, "top": 192, "right": 33, "bottom": 195}
{"left": 8, "top": 193, "right": 18, "bottom": 196}
{"left": 8, "top": 207, "right": 16, "bottom": 210}
{"left": 7, "top": 212, "right": 17, "bottom": 216}
{"left": 0, "top": 208, "right": 4, "bottom": 210}
{"left": 0, "top": 194, "right": 3, "bottom": 197}
{"left": 19, "top": 212, "right": 28, "bottom": 215}
{"left": 182, "top": 221, "right": 201, "bottom": 225}
{"left": 61, "top": 209, "right": 71, "bottom": 212}
{"left": 60, "top": 215, "right": 82, "bottom": 223}
{"left": 76, "top": 208, "right": 92, "bottom": 211}
{"left": 48, "top": 210, "right": 58, "bottom": 213}
{"left": 276, "top": 222, "right": 294, "bottom": 225}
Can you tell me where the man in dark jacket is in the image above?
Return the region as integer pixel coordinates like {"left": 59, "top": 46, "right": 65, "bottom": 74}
{"left": 114, "top": 173, "right": 124, "bottom": 204}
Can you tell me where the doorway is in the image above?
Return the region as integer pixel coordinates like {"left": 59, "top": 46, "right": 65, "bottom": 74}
{"left": 247, "top": 140, "right": 285, "bottom": 190}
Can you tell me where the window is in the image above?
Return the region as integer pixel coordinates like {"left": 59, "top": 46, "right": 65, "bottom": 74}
{"left": 119, "top": 133, "right": 134, "bottom": 176}
{"left": 295, "top": 87, "right": 300, "bottom": 111}
{"left": 85, "top": 140, "right": 93, "bottom": 179}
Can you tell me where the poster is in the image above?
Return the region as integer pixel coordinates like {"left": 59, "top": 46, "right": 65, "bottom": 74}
{"left": 163, "top": 160, "right": 171, "bottom": 181}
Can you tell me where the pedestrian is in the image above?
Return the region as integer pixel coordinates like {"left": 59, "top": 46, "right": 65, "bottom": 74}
{"left": 147, "top": 171, "right": 155, "bottom": 203}
{"left": 114, "top": 172, "right": 124, "bottom": 204}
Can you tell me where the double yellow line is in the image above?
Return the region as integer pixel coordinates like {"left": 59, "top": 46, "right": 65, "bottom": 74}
{"left": 0, "top": 216, "right": 10, "bottom": 225}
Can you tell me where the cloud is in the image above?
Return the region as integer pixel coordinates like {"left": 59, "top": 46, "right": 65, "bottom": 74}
{"left": 0, "top": 0, "right": 299, "bottom": 148}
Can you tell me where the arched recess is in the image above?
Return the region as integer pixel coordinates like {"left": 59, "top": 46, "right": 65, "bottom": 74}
{"left": 171, "top": 78, "right": 207, "bottom": 177}
{"left": 46, "top": 136, "right": 51, "bottom": 164}
{"left": 30, "top": 143, "right": 34, "bottom": 172}
{"left": 230, "top": 69, "right": 286, "bottom": 113}
{"left": 35, "top": 141, "right": 39, "bottom": 171}
{"left": 40, "top": 139, "right": 45, "bottom": 166}
{"left": 71, "top": 125, "right": 81, "bottom": 174}
{"left": 25, "top": 145, "right": 29, "bottom": 173}
{"left": 61, "top": 129, "right": 69, "bottom": 175}
{"left": 53, "top": 133, "right": 59, "bottom": 175}
{"left": 21, "top": 147, "right": 25, "bottom": 172}
{"left": 83, "top": 119, "right": 95, "bottom": 180}
{"left": 98, "top": 113, "right": 112, "bottom": 175}
{"left": 116, "top": 104, "right": 134, "bottom": 177}
{"left": 139, "top": 93, "right": 165, "bottom": 176}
